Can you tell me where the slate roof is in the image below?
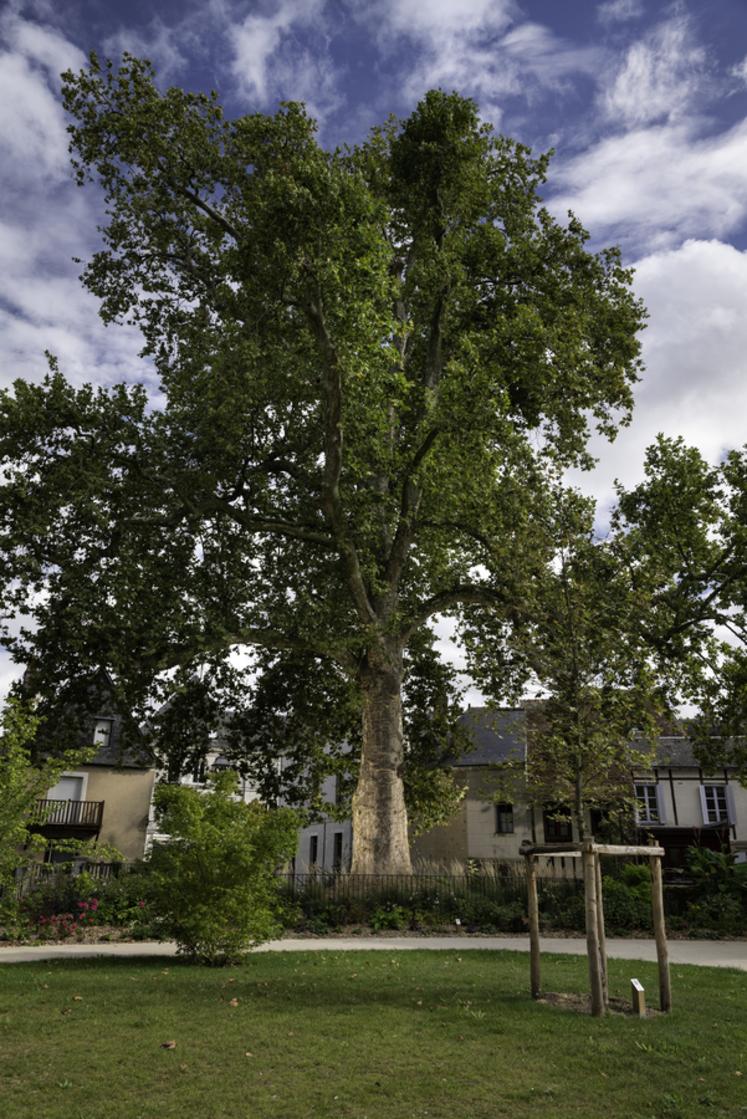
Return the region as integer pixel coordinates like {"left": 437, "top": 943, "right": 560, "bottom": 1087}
{"left": 452, "top": 707, "right": 527, "bottom": 766}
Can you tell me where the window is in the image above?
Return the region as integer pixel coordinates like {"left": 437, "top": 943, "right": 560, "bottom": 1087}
{"left": 635, "top": 784, "right": 660, "bottom": 824}
{"left": 332, "top": 832, "right": 343, "bottom": 871}
{"left": 700, "top": 785, "right": 731, "bottom": 825}
{"left": 495, "top": 803, "right": 514, "bottom": 834}
{"left": 543, "top": 805, "right": 572, "bottom": 843}
{"left": 93, "top": 718, "right": 113, "bottom": 748}
{"left": 309, "top": 835, "right": 319, "bottom": 867}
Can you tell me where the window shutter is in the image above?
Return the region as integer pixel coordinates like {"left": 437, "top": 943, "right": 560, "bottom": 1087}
{"left": 655, "top": 784, "right": 667, "bottom": 825}
{"left": 698, "top": 786, "right": 710, "bottom": 825}
{"left": 726, "top": 786, "right": 737, "bottom": 827}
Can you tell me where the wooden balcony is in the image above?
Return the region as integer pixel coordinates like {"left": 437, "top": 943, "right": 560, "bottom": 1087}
{"left": 31, "top": 799, "right": 105, "bottom": 834}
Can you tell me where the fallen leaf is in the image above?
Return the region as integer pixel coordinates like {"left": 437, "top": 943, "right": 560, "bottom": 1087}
{"left": 229, "top": 998, "right": 239, "bottom": 1007}
{"left": 160, "top": 1041, "right": 177, "bottom": 1050}
{"left": 245, "top": 1052, "right": 254, "bottom": 1058}
{"left": 72, "top": 995, "right": 83, "bottom": 1002}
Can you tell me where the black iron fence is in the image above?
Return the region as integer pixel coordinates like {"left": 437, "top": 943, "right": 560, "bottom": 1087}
{"left": 279, "top": 870, "right": 527, "bottom": 902}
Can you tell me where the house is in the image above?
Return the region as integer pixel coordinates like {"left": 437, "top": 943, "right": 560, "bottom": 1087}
{"left": 631, "top": 735, "right": 741, "bottom": 870}
{"left": 145, "top": 736, "right": 353, "bottom": 873}
{"left": 411, "top": 706, "right": 747, "bottom": 875}
{"left": 293, "top": 769, "right": 352, "bottom": 874}
{"left": 29, "top": 687, "right": 156, "bottom": 863}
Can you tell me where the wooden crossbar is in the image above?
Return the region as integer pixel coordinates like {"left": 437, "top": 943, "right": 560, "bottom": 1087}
{"left": 521, "top": 842, "right": 664, "bottom": 858}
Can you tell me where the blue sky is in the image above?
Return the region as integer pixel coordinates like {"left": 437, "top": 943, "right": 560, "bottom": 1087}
{"left": 1, "top": 0, "right": 747, "bottom": 696}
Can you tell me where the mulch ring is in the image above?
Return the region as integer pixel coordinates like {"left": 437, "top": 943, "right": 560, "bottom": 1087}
{"left": 537, "top": 991, "right": 662, "bottom": 1017}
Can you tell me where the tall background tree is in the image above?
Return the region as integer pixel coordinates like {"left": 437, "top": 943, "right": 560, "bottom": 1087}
{"left": 0, "top": 56, "right": 646, "bottom": 872}
{"left": 613, "top": 436, "right": 747, "bottom": 777}
{"left": 464, "top": 486, "right": 669, "bottom": 838}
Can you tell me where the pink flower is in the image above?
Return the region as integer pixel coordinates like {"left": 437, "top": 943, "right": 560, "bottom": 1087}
{"left": 137, "top": 900, "right": 145, "bottom": 908}
{"left": 38, "top": 915, "right": 47, "bottom": 925}
{"left": 90, "top": 899, "right": 99, "bottom": 910}
{"left": 78, "top": 901, "right": 89, "bottom": 910}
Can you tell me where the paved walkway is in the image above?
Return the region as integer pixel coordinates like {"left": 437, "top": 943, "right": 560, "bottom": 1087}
{"left": 1, "top": 935, "right": 745, "bottom": 969}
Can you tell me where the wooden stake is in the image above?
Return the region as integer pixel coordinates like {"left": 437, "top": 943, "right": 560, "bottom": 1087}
{"left": 594, "top": 851, "right": 609, "bottom": 1008}
{"left": 582, "top": 842, "right": 605, "bottom": 1017}
{"left": 650, "top": 854, "right": 672, "bottom": 1012}
{"left": 526, "top": 854, "right": 541, "bottom": 999}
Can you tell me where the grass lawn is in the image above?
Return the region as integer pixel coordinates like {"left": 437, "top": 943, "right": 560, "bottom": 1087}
{"left": 1, "top": 950, "right": 745, "bottom": 1119}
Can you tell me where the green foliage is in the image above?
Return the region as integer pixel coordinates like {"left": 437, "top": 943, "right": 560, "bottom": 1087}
{"left": 465, "top": 483, "right": 669, "bottom": 836}
{"left": 0, "top": 57, "right": 648, "bottom": 871}
{"left": 681, "top": 847, "right": 747, "bottom": 935}
{"left": 370, "top": 903, "right": 410, "bottom": 931}
{"left": 146, "top": 772, "right": 298, "bottom": 963}
{"left": 613, "top": 437, "right": 747, "bottom": 775}
{"left": 0, "top": 699, "right": 95, "bottom": 919}
{"left": 600, "top": 873, "right": 652, "bottom": 933}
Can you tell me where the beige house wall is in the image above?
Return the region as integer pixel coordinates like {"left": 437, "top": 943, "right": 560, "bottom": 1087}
{"left": 83, "top": 766, "right": 155, "bottom": 861}
{"left": 410, "top": 780, "right": 470, "bottom": 865}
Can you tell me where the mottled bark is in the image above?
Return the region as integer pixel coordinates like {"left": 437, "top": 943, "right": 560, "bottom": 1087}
{"left": 350, "top": 647, "right": 412, "bottom": 875}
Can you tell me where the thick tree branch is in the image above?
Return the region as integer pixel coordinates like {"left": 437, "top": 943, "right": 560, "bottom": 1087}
{"left": 172, "top": 182, "right": 242, "bottom": 244}
{"left": 401, "top": 583, "right": 512, "bottom": 640}
{"left": 148, "top": 624, "right": 354, "bottom": 673}
{"left": 306, "top": 296, "right": 377, "bottom": 625}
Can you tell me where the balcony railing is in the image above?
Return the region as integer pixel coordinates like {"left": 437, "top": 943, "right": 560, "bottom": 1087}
{"left": 31, "top": 799, "right": 105, "bottom": 831}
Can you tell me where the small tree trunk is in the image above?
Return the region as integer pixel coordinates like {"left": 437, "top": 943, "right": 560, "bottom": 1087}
{"left": 582, "top": 842, "right": 605, "bottom": 1018}
{"left": 651, "top": 855, "right": 672, "bottom": 1012}
{"left": 526, "top": 854, "right": 541, "bottom": 998}
{"left": 350, "top": 646, "right": 412, "bottom": 875}
{"left": 594, "top": 852, "right": 609, "bottom": 1009}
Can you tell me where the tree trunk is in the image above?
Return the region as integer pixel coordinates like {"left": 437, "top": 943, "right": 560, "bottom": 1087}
{"left": 350, "top": 646, "right": 412, "bottom": 874}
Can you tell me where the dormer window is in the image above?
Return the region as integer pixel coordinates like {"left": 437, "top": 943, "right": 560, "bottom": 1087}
{"left": 93, "top": 718, "right": 113, "bottom": 748}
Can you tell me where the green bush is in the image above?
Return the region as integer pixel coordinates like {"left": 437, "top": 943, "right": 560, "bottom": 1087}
{"left": 370, "top": 903, "right": 409, "bottom": 931}
{"left": 600, "top": 875, "right": 652, "bottom": 932}
{"left": 147, "top": 773, "right": 298, "bottom": 964}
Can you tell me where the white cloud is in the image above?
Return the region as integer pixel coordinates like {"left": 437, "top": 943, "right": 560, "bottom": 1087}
{"left": 229, "top": 0, "right": 333, "bottom": 111}
{"left": 376, "top": 0, "right": 517, "bottom": 38}
{"left": 103, "top": 20, "right": 190, "bottom": 84}
{"left": 500, "top": 21, "right": 601, "bottom": 88}
{"left": 597, "top": 0, "right": 644, "bottom": 25}
{"left": 352, "top": 0, "right": 601, "bottom": 121}
{"left": 731, "top": 55, "right": 747, "bottom": 87}
{"left": 0, "top": 51, "right": 71, "bottom": 182}
{"left": 0, "top": 13, "right": 150, "bottom": 393}
{"left": 0, "top": 7, "right": 85, "bottom": 80}
{"left": 600, "top": 12, "right": 709, "bottom": 127}
{"left": 577, "top": 240, "right": 747, "bottom": 512}
{"left": 550, "top": 116, "right": 747, "bottom": 250}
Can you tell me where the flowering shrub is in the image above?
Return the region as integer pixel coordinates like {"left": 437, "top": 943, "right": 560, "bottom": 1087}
{"left": 37, "top": 913, "right": 79, "bottom": 939}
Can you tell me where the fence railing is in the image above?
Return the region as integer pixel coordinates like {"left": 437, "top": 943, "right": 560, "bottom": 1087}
{"left": 14, "top": 861, "right": 123, "bottom": 898}
{"left": 31, "top": 799, "right": 105, "bottom": 830}
{"left": 278, "top": 870, "right": 532, "bottom": 902}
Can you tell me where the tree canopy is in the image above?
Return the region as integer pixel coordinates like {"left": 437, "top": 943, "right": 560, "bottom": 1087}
{"left": 0, "top": 56, "right": 647, "bottom": 871}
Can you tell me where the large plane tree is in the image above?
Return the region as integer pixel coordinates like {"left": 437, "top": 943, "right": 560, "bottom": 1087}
{"left": 0, "top": 57, "right": 645, "bottom": 872}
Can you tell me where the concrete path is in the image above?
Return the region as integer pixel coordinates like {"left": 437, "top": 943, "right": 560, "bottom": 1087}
{"left": 1, "top": 935, "right": 745, "bottom": 969}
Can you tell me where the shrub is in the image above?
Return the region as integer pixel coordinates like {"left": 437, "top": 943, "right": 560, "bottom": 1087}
{"left": 146, "top": 773, "right": 298, "bottom": 964}
{"left": 600, "top": 875, "right": 651, "bottom": 933}
{"left": 370, "top": 903, "right": 409, "bottom": 931}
